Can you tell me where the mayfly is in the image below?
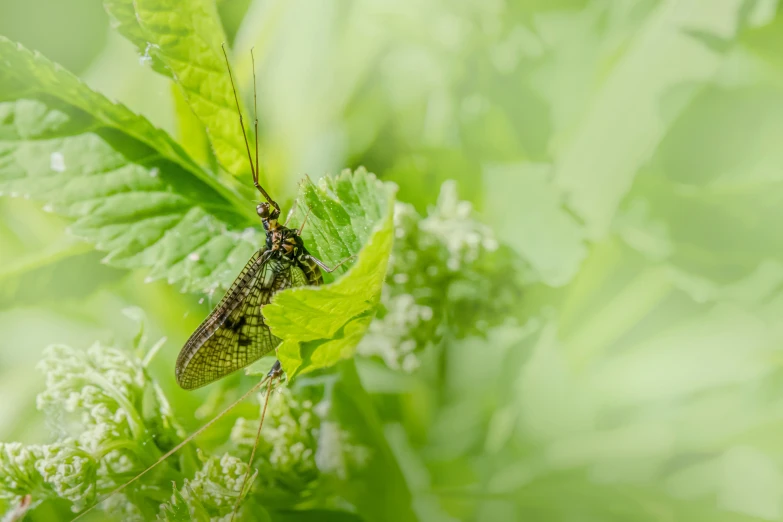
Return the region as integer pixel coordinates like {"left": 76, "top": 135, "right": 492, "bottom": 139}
{"left": 72, "top": 46, "right": 351, "bottom": 521}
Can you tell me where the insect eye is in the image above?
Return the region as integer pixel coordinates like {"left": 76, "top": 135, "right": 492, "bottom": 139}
{"left": 256, "top": 203, "right": 269, "bottom": 218}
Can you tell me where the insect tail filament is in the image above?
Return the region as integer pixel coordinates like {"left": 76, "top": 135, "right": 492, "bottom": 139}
{"left": 231, "top": 372, "right": 278, "bottom": 521}
{"left": 69, "top": 376, "right": 272, "bottom": 521}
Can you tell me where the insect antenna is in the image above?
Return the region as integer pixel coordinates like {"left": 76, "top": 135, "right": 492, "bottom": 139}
{"left": 230, "top": 364, "right": 281, "bottom": 521}
{"left": 221, "top": 43, "right": 279, "bottom": 213}
{"left": 251, "top": 47, "right": 260, "bottom": 200}
{"left": 70, "top": 375, "right": 273, "bottom": 521}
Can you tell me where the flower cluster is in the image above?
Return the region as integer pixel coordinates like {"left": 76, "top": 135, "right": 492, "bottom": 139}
{"left": 158, "top": 450, "right": 250, "bottom": 520}
{"left": 36, "top": 343, "right": 147, "bottom": 452}
{"left": 0, "top": 319, "right": 372, "bottom": 520}
{"left": 230, "top": 386, "right": 320, "bottom": 499}
{"left": 315, "top": 419, "right": 371, "bottom": 482}
{"left": 0, "top": 338, "right": 180, "bottom": 519}
{"left": 419, "top": 181, "right": 499, "bottom": 272}
{"left": 358, "top": 180, "right": 524, "bottom": 371}
{"left": 360, "top": 291, "right": 433, "bottom": 372}
{"left": 0, "top": 440, "right": 96, "bottom": 513}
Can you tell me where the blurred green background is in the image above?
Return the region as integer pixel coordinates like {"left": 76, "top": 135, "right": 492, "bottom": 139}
{"left": 3, "top": 0, "right": 783, "bottom": 520}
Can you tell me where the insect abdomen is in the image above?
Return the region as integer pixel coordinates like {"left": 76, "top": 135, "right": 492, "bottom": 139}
{"left": 298, "top": 249, "right": 323, "bottom": 286}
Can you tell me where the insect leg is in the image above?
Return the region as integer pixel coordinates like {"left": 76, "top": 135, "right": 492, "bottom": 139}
{"left": 306, "top": 254, "right": 356, "bottom": 273}
{"left": 267, "top": 359, "right": 282, "bottom": 377}
{"left": 297, "top": 208, "right": 312, "bottom": 235}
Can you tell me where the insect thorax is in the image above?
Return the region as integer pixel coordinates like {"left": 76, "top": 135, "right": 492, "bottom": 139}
{"left": 263, "top": 219, "right": 302, "bottom": 257}
{"left": 261, "top": 217, "right": 323, "bottom": 286}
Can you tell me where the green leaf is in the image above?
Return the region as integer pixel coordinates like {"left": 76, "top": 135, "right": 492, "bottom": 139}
{"left": 292, "top": 168, "right": 392, "bottom": 269}
{"left": 322, "top": 360, "right": 419, "bottom": 522}
{"left": 103, "top": 0, "right": 168, "bottom": 75}
{"left": 0, "top": 37, "right": 260, "bottom": 293}
{"left": 159, "top": 482, "right": 203, "bottom": 521}
{"left": 172, "top": 86, "right": 216, "bottom": 172}
{"left": 105, "top": 0, "right": 256, "bottom": 178}
{"left": 263, "top": 168, "right": 395, "bottom": 379}
{"left": 546, "top": 0, "right": 747, "bottom": 238}
{"left": 268, "top": 510, "right": 364, "bottom": 522}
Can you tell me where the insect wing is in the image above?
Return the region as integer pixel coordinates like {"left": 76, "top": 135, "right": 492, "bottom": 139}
{"left": 175, "top": 250, "right": 308, "bottom": 389}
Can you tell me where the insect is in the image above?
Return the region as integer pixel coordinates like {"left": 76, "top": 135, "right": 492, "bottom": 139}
{"left": 72, "top": 45, "right": 351, "bottom": 521}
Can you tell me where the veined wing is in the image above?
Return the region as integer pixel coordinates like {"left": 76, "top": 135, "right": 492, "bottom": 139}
{"left": 175, "top": 250, "right": 309, "bottom": 390}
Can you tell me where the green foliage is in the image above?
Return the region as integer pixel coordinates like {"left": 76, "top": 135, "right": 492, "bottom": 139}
{"left": 0, "top": 337, "right": 177, "bottom": 519}
{"left": 0, "top": 440, "right": 96, "bottom": 512}
{"left": 105, "top": 0, "right": 255, "bottom": 177}
{"left": 158, "top": 483, "right": 208, "bottom": 522}
{"left": 231, "top": 387, "right": 320, "bottom": 499}
{"left": 176, "top": 452, "right": 251, "bottom": 516}
{"left": 0, "top": 33, "right": 404, "bottom": 511}
{"left": 268, "top": 170, "right": 395, "bottom": 378}
{"left": 356, "top": 181, "right": 524, "bottom": 372}
{"left": 0, "top": 36, "right": 258, "bottom": 294}
{"left": 3, "top": 1, "right": 783, "bottom": 522}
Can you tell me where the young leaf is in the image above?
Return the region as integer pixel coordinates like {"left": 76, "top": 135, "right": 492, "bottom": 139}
{"left": 105, "top": 0, "right": 256, "bottom": 178}
{"left": 103, "top": 0, "right": 168, "bottom": 76}
{"left": 0, "top": 37, "right": 259, "bottom": 293}
{"left": 292, "top": 168, "right": 391, "bottom": 269}
{"left": 262, "top": 168, "right": 395, "bottom": 378}
{"left": 158, "top": 482, "right": 202, "bottom": 521}
{"left": 172, "top": 86, "right": 216, "bottom": 172}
